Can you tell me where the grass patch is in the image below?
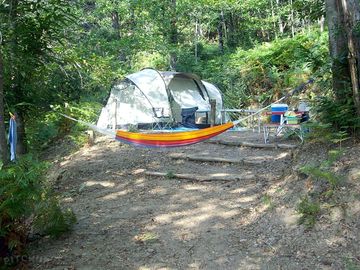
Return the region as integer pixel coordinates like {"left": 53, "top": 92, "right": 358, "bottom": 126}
{"left": 166, "top": 171, "right": 176, "bottom": 179}
{"left": 133, "top": 232, "right": 159, "bottom": 244}
{"left": 261, "top": 194, "right": 275, "bottom": 210}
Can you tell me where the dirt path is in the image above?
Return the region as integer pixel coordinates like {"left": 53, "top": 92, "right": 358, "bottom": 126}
{"left": 29, "top": 131, "right": 360, "bottom": 269}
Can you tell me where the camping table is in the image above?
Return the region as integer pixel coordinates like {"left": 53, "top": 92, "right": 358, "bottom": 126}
{"left": 221, "top": 109, "right": 261, "bottom": 132}
{"left": 263, "top": 111, "right": 304, "bottom": 143}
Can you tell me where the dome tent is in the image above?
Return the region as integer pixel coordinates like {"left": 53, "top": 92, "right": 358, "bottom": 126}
{"left": 97, "top": 68, "right": 224, "bottom": 130}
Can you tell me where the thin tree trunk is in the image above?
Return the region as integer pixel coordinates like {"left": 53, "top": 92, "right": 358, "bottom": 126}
{"left": 129, "top": 1, "right": 135, "bottom": 32}
{"left": 14, "top": 110, "right": 26, "bottom": 155}
{"left": 290, "top": 0, "right": 295, "bottom": 37}
{"left": 0, "top": 49, "right": 9, "bottom": 164}
{"left": 325, "top": 0, "right": 350, "bottom": 99}
{"left": 227, "top": 12, "right": 236, "bottom": 48}
{"left": 194, "top": 18, "right": 198, "bottom": 63}
{"left": 9, "top": 0, "right": 26, "bottom": 154}
{"left": 319, "top": 15, "right": 325, "bottom": 32}
{"left": 169, "top": 0, "right": 177, "bottom": 71}
{"left": 270, "top": 0, "right": 277, "bottom": 39}
{"left": 170, "top": 0, "right": 177, "bottom": 44}
{"left": 340, "top": 0, "right": 360, "bottom": 116}
{"left": 111, "top": 10, "right": 121, "bottom": 39}
{"left": 218, "top": 10, "right": 224, "bottom": 54}
{"left": 276, "top": 0, "right": 284, "bottom": 35}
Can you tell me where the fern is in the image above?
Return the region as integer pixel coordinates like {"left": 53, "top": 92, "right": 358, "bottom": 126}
{"left": 300, "top": 149, "right": 343, "bottom": 190}
{"left": 33, "top": 197, "right": 76, "bottom": 238}
{"left": 0, "top": 155, "right": 76, "bottom": 261}
{"left": 297, "top": 196, "right": 321, "bottom": 228}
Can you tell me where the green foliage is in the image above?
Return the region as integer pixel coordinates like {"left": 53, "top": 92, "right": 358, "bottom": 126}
{"left": 26, "top": 101, "right": 102, "bottom": 152}
{"left": 297, "top": 149, "right": 346, "bottom": 229}
{"left": 297, "top": 196, "right": 320, "bottom": 228}
{"left": 313, "top": 94, "right": 360, "bottom": 132}
{"left": 261, "top": 194, "right": 275, "bottom": 210}
{"left": 166, "top": 171, "right": 176, "bottom": 179}
{"left": 131, "top": 51, "right": 168, "bottom": 71}
{"left": 301, "top": 165, "right": 340, "bottom": 190}
{"left": 176, "top": 30, "right": 329, "bottom": 109}
{"left": 302, "top": 120, "right": 351, "bottom": 147}
{"left": 33, "top": 197, "right": 76, "bottom": 238}
{"left": 344, "top": 257, "right": 360, "bottom": 270}
{"left": 0, "top": 155, "right": 75, "bottom": 258}
{"left": 300, "top": 149, "right": 343, "bottom": 190}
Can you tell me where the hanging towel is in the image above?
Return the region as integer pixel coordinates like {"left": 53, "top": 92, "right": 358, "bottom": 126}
{"left": 8, "top": 117, "right": 17, "bottom": 161}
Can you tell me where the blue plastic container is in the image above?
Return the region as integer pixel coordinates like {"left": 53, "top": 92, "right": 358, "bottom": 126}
{"left": 271, "top": 104, "right": 288, "bottom": 123}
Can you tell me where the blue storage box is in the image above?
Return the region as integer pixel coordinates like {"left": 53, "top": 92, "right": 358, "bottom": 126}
{"left": 271, "top": 104, "right": 288, "bottom": 123}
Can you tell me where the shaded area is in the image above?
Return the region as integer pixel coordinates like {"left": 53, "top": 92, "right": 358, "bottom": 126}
{"left": 29, "top": 131, "right": 360, "bottom": 269}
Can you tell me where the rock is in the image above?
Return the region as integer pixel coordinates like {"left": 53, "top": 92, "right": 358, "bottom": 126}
{"left": 348, "top": 168, "right": 360, "bottom": 181}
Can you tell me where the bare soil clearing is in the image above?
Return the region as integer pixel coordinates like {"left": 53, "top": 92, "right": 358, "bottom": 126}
{"left": 29, "top": 131, "right": 360, "bottom": 269}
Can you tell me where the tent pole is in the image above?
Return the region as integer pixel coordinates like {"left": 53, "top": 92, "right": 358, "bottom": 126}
{"left": 113, "top": 99, "right": 117, "bottom": 130}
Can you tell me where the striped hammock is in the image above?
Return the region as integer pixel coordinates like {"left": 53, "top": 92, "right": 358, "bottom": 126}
{"left": 116, "top": 122, "right": 234, "bottom": 147}
{"left": 58, "top": 79, "right": 313, "bottom": 148}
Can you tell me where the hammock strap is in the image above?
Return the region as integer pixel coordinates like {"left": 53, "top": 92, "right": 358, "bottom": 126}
{"left": 233, "top": 78, "right": 314, "bottom": 125}
{"left": 232, "top": 96, "right": 286, "bottom": 125}
{"left": 58, "top": 113, "right": 116, "bottom": 138}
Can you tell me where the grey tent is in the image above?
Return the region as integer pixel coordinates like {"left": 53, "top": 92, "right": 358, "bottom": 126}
{"left": 97, "top": 68, "right": 224, "bottom": 130}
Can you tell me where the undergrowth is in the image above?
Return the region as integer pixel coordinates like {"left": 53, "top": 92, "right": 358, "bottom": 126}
{"left": 176, "top": 30, "right": 329, "bottom": 109}
{"left": 297, "top": 149, "right": 343, "bottom": 228}
{"left": 26, "top": 101, "right": 102, "bottom": 153}
{"left": 297, "top": 196, "right": 321, "bottom": 228}
{"left": 0, "top": 156, "right": 76, "bottom": 268}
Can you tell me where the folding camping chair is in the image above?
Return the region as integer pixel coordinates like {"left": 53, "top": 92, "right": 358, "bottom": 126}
{"left": 152, "top": 107, "right": 173, "bottom": 130}
{"left": 181, "top": 107, "right": 198, "bottom": 128}
{"left": 263, "top": 108, "right": 305, "bottom": 143}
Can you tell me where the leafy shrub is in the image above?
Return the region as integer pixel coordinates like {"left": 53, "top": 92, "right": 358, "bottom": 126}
{"left": 300, "top": 150, "right": 343, "bottom": 190}
{"left": 0, "top": 156, "right": 76, "bottom": 266}
{"left": 297, "top": 196, "right": 321, "bottom": 228}
{"left": 26, "top": 101, "right": 102, "bottom": 152}
{"left": 175, "top": 30, "right": 329, "bottom": 109}
{"left": 313, "top": 95, "right": 360, "bottom": 132}
{"left": 33, "top": 197, "right": 76, "bottom": 238}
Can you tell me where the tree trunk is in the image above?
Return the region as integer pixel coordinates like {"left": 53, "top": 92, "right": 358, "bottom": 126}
{"left": 340, "top": 0, "right": 360, "bottom": 116}
{"left": 325, "top": 0, "right": 350, "bottom": 99}
{"left": 169, "top": 0, "right": 177, "bottom": 71}
{"left": 270, "top": 0, "right": 277, "bottom": 39}
{"left": 14, "top": 110, "right": 27, "bottom": 155}
{"left": 194, "top": 18, "right": 199, "bottom": 63}
{"left": 129, "top": 1, "right": 135, "bottom": 32}
{"left": 218, "top": 11, "right": 224, "bottom": 54}
{"left": 111, "top": 10, "right": 121, "bottom": 39}
{"left": 319, "top": 15, "right": 325, "bottom": 32}
{"left": 290, "top": 0, "right": 295, "bottom": 37}
{"left": 0, "top": 50, "right": 9, "bottom": 164}
{"left": 9, "top": 0, "right": 26, "bottom": 155}
{"left": 276, "top": 0, "right": 284, "bottom": 35}
{"left": 227, "top": 12, "right": 236, "bottom": 48}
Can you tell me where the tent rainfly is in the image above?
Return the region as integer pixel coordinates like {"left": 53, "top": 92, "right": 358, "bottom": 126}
{"left": 97, "top": 68, "right": 224, "bottom": 130}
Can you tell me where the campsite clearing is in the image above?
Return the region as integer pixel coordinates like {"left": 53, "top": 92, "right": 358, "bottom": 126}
{"left": 29, "top": 131, "right": 360, "bottom": 269}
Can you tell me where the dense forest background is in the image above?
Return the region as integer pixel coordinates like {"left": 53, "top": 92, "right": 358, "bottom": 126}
{"left": 0, "top": 0, "right": 335, "bottom": 157}
{"left": 0, "top": 0, "right": 360, "bottom": 263}
{"left": 0, "top": 0, "right": 358, "bottom": 158}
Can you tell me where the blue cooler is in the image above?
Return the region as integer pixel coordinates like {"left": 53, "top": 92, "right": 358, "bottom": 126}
{"left": 271, "top": 104, "right": 288, "bottom": 123}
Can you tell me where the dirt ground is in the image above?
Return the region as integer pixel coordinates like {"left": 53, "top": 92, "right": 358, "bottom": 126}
{"left": 28, "top": 130, "right": 360, "bottom": 269}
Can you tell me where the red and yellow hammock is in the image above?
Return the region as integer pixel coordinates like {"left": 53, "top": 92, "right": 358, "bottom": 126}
{"left": 115, "top": 122, "right": 234, "bottom": 148}
{"left": 59, "top": 112, "right": 236, "bottom": 148}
